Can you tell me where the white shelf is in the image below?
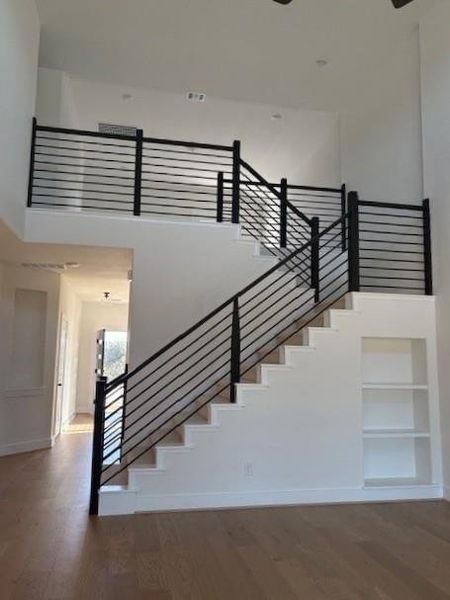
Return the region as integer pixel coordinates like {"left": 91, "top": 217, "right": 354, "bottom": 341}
{"left": 363, "top": 428, "right": 430, "bottom": 439}
{"left": 362, "top": 383, "right": 428, "bottom": 391}
{"left": 364, "top": 477, "right": 432, "bottom": 489}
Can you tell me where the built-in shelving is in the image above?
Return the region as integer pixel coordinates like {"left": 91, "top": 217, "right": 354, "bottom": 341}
{"left": 361, "top": 338, "right": 432, "bottom": 488}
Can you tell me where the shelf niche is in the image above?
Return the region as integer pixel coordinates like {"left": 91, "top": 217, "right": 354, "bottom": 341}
{"left": 361, "top": 337, "right": 432, "bottom": 487}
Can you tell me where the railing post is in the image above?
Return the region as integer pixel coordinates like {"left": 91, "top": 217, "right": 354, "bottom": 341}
{"left": 280, "top": 178, "right": 288, "bottom": 249}
{"left": 232, "top": 140, "right": 241, "bottom": 224}
{"left": 134, "top": 129, "right": 143, "bottom": 216}
{"left": 27, "top": 117, "right": 37, "bottom": 208}
{"left": 89, "top": 375, "right": 107, "bottom": 516}
{"left": 341, "top": 183, "right": 347, "bottom": 251}
{"left": 422, "top": 198, "right": 433, "bottom": 295}
{"left": 217, "top": 171, "right": 224, "bottom": 223}
{"left": 230, "top": 298, "right": 241, "bottom": 404}
{"left": 311, "top": 217, "right": 320, "bottom": 303}
{"left": 348, "top": 191, "right": 360, "bottom": 292}
{"left": 120, "top": 364, "right": 129, "bottom": 462}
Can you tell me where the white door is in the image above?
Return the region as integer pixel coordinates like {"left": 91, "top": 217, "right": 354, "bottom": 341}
{"left": 54, "top": 317, "right": 69, "bottom": 437}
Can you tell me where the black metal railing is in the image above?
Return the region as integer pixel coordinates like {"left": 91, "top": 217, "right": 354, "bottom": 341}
{"left": 28, "top": 121, "right": 340, "bottom": 243}
{"left": 28, "top": 120, "right": 234, "bottom": 219}
{"left": 348, "top": 192, "right": 432, "bottom": 295}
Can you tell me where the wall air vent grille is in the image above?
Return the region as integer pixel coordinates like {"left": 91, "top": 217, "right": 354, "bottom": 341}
{"left": 186, "top": 91, "right": 207, "bottom": 103}
{"left": 98, "top": 123, "right": 137, "bottom": 136}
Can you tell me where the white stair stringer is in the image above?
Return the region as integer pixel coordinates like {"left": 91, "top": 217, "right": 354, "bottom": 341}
{"left": 99, "top": 292, "right": 443, "bottom": 516}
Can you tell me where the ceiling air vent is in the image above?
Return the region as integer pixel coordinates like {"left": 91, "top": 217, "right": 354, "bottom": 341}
{"left": 22, "top": 262, "right": 67, "bottom": 273}
{"left": 98, "top": 123, "right": 137, "bottom": 136}
{"left": 186, "top": 91, "right": 206, "bottom": 103}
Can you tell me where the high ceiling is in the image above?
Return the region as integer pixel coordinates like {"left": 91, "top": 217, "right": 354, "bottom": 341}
{"left": 36, "top": 0, "right": 436, "bottom": 109}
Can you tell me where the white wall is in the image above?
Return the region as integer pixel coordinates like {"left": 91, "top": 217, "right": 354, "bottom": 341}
{"left": 58, "top": 277, "right": 82, "bottom": 426}
{"left": 0, "top": 0, "right": 40, "bottom": 236}
{"left": 419, "top": 0, "right": 450, "bottom": 497}
{"left": 35, "top": 72, "right": 341, "bottom": 187}
{"left": 0, "top": 264, "right": 60, "bottom": 455}
{"left": 76, "top": 301, "right": 129, "bottom": 413}
{"left": 25, "top": 211, "right": 279, "bottom": 369}
{"left": 36, "top": 67, "right": 79, "bottom": 128}
{"left": 340, "top": 31, "right": 423, "bottom": 203}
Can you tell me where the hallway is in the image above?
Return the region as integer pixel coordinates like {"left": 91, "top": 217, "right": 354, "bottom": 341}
{"left": 1, "top": 420, "right": 450, "bottom": 599}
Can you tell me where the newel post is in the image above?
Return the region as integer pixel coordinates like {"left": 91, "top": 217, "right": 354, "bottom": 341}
{"left": 347, "top": 191, "right": 360, "bottom": 293}
{"left": 232, "top": 140, "right": 241, "bottom": 224}
{"left": 89, "top": 376, "right": 107, "bottom": 516}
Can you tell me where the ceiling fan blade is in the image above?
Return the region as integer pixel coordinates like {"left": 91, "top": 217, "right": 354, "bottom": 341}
{"left": 391, "top": 0, "right": 415, "bottom": 8}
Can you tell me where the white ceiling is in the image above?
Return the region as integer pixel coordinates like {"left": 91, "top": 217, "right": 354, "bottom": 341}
{"left": 36, "top": 0, "right": 436, "bottom": 110}
{"left": 0, "top": 221, "right": 131, "bottom": 303}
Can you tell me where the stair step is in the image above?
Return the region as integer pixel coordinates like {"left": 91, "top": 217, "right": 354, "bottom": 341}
{"left": 185, "top": 413, "right": 208, "bottom": 427}
{"left": 158, "top": 431, "right": 184, "bottom": 448}
{"left": 257, "top": 349, "right": 281, "bottom": 364}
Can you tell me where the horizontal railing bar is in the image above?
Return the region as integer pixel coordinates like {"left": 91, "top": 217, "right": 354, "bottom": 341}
{"left": 359, "top": 211, "right": 422, "bottom": 220}
{"left": 36, "top": 124, "right": 137, "bottom": 141}
{"left": 362, "top": 275, "right": 424, "bottom": 281}
{"left": 36, "top": 124, "right": 233, "bottom": 152}
{"left": 35, "top": 143, "right": 135, "bottom": 157}
{"left": 34, "top": 184, "right": 134, "bottom": 197}
{"left": 360, "top": 239, "right": 423, "bottom": 247}
{"left": 33, "top": 193, "right": 133, "bottom": 205}
{"left": 361, "top": 284, "right": 424, "bottom": 291}
{"left": 141, "top": 170, "right": 217, "bottom": 181}
{"left": 34, "top": 168, "right": 133, "bottom": 181}
{"left": 141, "top": 154, "right": 232, "bottom": 168}
{"left": 359, "top": 256, "right": 424, "bottom": 263}
{"left": 143, "top": 136, "right": 232, "bottom": 152}
{"left": 141, "top": 163, "right": 232, "bottom": 175}
{"left": 36, "top": 134, "right": 134, "bottom": 149}
{"left": 358, "top": 200, "right": 423, "bottom": 212}
{"left": 359, "top": 229, "right": 423, "bottom": 237}
{"left": 31, "top": 201, "right": 132, "bottom": 212}
{"left": 35, "top": 159, "right": 134, "bottom": 173}
{"left": 35, "top": 150, "right": 134, "bottom": 165}
{"left": 143, "top": 147, "right": 233, "bottom": 160}
{"left": 359, "top": 220, "right": 422, "bottom": 229}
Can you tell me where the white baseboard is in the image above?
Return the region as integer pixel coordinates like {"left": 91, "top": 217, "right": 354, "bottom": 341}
{"left": 99, "top": 484, "right": 444, "bottom": 517}
{"left": 0, "top": 437, "right": 53, "bottom": 457}
{"left": 443, "top": 486, "right": 450, "bottom": 502}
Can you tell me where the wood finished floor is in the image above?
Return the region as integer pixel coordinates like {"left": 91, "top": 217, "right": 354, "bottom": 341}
{"left": 1, "top": 415, "right": 450, "bottom": 599}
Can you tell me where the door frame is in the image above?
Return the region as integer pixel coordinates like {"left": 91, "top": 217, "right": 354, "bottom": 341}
{"left": 53, "top": 314, "right": 69, "bottom": 438}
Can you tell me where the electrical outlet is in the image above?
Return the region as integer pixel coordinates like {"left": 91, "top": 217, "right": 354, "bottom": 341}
{"left": 244, "top": 462, "right": 253, "bottom": 477}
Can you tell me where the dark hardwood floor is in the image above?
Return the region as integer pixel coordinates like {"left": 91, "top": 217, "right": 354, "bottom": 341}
{"left": 1, "top": 415, "right": 450, "bottom": 599}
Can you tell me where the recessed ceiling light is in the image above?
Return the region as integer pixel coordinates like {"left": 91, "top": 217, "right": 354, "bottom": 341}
{"left": 316, "top": 59, "right": 329, "bottom": 68}
{"left": 122, "top": 93, "right": 134, "bottom": 101}
{"left": 271, "top": 113, "right": 282, "bottom": 120}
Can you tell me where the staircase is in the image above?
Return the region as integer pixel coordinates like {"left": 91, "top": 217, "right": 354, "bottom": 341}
{"left": 24, "top": 121, "right": 433, "bottom": 515}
